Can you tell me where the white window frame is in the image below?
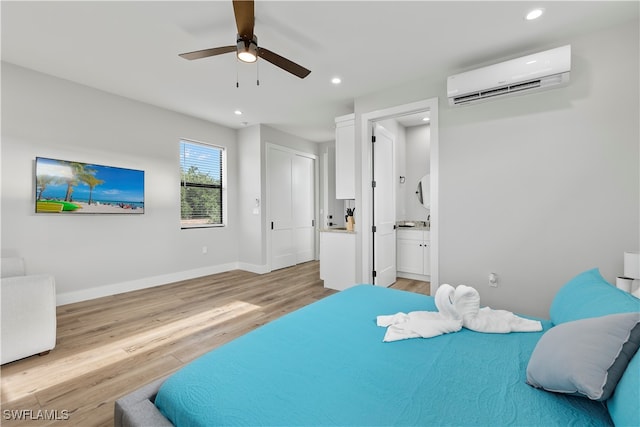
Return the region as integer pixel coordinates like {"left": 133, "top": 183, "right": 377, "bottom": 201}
{"left": 179, "top": 138, "right": 227, "bottom": 229}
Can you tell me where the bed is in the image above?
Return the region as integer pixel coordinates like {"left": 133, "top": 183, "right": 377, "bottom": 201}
{"left": 114, "top": 268, "right": 640, "bottom": 426}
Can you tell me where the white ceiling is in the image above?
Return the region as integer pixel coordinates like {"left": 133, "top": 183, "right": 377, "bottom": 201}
{"left": 2, "top": 1, "right": 637, "bottom": 142}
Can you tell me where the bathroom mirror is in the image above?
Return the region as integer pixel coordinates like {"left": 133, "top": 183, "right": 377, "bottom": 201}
{"left": 416, "top": 174, "right": 430, "bottom": 209}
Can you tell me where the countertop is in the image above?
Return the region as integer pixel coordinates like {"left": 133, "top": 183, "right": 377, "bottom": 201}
{"left": 396, "top": 221, "right": 430, "bottom": 231}
{"left": 320, "top": 227, "right": 356, "bottom": 234}
{"left": 397, "top": 225, "right": 430, "bottom": 230}
{"left": 322, "top": 222, "right": 428, "bottom": 233}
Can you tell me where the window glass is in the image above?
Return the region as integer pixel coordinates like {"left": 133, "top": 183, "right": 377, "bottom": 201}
{"left": 180, "top": 139, "right": 224, "bottom": 228}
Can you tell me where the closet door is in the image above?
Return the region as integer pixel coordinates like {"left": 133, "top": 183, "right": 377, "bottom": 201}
{"left": 269, "top": 147, "right": 296, "bottom": 270}
{"left": 293, "top": 154, "right": 315, "bottom": 264}
{"left": 268, "top": 146, "right": 316, "bottom": 271}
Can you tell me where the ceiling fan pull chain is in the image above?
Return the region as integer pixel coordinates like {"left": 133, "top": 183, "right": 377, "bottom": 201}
{"left": 236, "top": 59, "right": 239, "bottom": 88}
{"left": 256, "top": 60, "right": 260, "bottom": 86}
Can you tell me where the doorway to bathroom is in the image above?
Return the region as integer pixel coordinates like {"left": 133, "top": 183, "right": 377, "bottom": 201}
{"left": 361, "top": 97, "right": 439, "bottom": 295}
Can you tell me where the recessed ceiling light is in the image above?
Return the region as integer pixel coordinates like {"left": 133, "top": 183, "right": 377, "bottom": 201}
{"left": 422, "top": 117, "right": 430, "bottom": 122}
{"left": 234, "top": 110, "right": 243, "bottom": 115}
{"left": 525, "top": 8, "right": 544, "bottom": 21}
{"left": 331, "top": 77, "right": 342, "bottom": 85}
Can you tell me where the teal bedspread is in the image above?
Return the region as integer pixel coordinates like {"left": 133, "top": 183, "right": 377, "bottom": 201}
{"left": 155, "top": 285, "right": 612, "bottom": 426}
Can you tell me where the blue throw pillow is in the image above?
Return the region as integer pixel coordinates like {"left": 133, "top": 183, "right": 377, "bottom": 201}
{"left": 607, "top": 351, "right": 640, "bottom": 426}
{"left": 549, "top": 268, "right": 640, "bottom": 325}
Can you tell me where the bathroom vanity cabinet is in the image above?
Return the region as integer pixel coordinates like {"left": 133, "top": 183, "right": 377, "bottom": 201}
{"left": 396, "top": 229, "right": 430, "bottom": 280}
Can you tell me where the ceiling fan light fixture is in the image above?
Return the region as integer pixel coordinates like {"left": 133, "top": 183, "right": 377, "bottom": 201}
{"left": 237, "top": 36, "right": 258, "bottom": 63}
{"left": 179, "top": 2, "right": 310, "bottom": 79}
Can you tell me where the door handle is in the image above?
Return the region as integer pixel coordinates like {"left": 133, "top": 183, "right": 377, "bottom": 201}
{"left": 271, "top": 221, "right": 274, "bottom": 230}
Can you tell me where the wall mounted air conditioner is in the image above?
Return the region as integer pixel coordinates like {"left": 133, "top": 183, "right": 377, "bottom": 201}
{"left": 447, "top": 45, "right": 571, "bottom": 106}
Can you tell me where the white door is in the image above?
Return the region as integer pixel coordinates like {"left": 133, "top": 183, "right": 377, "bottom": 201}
{"left": 372, "top": 125, "right": 396, "bottom": 287}
{"left": 268, "top": 146, "right": 316, "bottom": 270}
{"left": 293, "top": 154, "right": 315, "bottom": 263}
{"left": 269, "top": 147, "right": 296, "bottom": 270}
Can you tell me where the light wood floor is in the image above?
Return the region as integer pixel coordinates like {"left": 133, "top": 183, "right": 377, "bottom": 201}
{"left": 0, "top": 261, "right": 428, "bottom": 426}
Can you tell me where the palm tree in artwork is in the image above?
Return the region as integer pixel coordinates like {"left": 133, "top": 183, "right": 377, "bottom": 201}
{"left": 79, "top": 173, "right": 104, "bottom": 205}
{"left": 36, "top": 175, "right": 56, "bottom": 200}
{"left": 63, "top": 162, "right": 85, "bottom": 202}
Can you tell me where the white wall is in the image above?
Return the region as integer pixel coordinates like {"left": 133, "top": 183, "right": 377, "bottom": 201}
{"left": 261, "top": 125, "right": 319, "bottom": 156}
{"left": 237, "top": 125, "right": 264, "bottom": 270}
{"left": 405, "top": 125, "right": 430, "bottom": 222}
{"left": 355, "top": 20, "right": 639, "bottom": 317}
{"left": 1, "top": 63, "right": 240, "bottom": 304}
{"left": 379, "top": 121, "right": 430, "bottom": 222}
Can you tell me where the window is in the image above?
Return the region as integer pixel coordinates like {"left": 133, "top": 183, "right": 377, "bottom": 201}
{"left": 180, "top": 139, "right": 225, "bottom": 228}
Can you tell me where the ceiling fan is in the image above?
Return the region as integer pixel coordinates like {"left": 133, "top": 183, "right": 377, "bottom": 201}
{"left": 179, "top": 0, "right": 311, "bottom": 79}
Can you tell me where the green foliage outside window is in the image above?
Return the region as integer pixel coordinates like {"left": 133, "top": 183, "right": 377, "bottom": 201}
{"left": 180, "top": 140, "right": 224, "bottom": 227}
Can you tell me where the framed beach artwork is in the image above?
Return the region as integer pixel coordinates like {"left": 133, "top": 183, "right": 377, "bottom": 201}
{"left": 35, "top": 157, "right": 144, "bottom": 214}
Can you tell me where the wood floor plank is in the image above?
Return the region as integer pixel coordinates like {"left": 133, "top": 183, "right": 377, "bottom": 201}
{"left": 0, "top": 261, "right": 428, "bottom": 426}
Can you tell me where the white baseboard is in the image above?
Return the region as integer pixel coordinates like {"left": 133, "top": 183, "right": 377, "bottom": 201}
{"left": 396, "top": 271, "right": 431, "bottom": 282}
{"left": 55, "top": 262, "right": 267, "bottom": 306}
{"left": 236, "top": 262, "right": 270, "bottom": 274}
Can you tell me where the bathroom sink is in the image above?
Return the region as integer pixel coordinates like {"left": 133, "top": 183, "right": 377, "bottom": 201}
{"left": 398, "top": 224, "right": 415, "bottom": 228}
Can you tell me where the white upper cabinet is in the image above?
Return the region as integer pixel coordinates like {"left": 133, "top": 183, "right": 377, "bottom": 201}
{"left": 335, "top": 114, "right": 355, "bottom": 199}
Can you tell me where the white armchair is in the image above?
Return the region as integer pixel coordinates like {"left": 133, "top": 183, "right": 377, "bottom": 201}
{"left": 1, "top": 257, "right": 57, "bottom": 364}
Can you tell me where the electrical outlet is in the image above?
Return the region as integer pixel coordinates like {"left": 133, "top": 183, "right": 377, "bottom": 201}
{"left": 488, "top": 272, "right": 498, "bottom": 287}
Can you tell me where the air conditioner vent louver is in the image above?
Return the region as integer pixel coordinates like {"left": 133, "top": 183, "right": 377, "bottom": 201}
{"left": 509, "top": 80, "right": 541, "bottom": 92}
{"left": 447, "top": 45, "right": 571, "bottom": 106}
{"left": 453, "top": 79, "right": 545, "bottom": 105}
{"left": 480, "top": 86, "right": 509, "bottom": 98}
{"left": 454, "top": 93, "right": 481, "bottom": 103}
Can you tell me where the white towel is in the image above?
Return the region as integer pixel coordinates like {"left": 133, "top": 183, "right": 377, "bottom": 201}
{"left": 434, "top": 284, "right": 461, "bottom": 320}
{"left": 464, "top": 307, "right": 543, "bottom": 333}
{"left": 377, "top": 284, "right": 542, "bottom": 342}
{"left": 377, "top": 311, "right": 462, "bottom": 342}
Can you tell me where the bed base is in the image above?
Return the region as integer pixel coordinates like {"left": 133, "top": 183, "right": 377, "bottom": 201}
{"left": 114, "top": 376, "right": 174, "bottom": 427}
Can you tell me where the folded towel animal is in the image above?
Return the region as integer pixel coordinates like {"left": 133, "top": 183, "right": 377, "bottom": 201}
{"left": 377, "top": 284, "right": 542, "bottom": 342}
{"left": 376, "top": 311, "right": 462, "bottom": 341}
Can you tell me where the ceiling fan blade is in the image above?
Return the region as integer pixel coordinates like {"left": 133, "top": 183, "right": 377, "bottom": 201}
{"left": 179, "top": 46, "right": 236, "bottom": 60}
{"left": 257, "top": 47, "right": 311, "bottom": 79}
{"left": 233, "top": 0, "right": 255, "bottom": 39}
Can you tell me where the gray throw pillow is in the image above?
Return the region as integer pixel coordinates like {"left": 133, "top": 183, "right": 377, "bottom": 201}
{"left": 526, "top": 312, "right": 640, "bottom": 401}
